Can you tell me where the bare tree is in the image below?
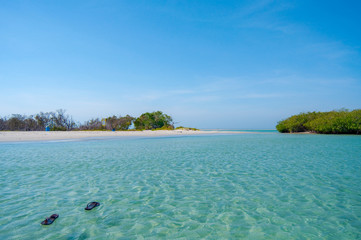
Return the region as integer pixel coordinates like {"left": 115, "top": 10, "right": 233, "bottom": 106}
{"left": 0, "top": 117, "right": 7, "bottom": 130}
{"left": 24, "top": 115, "right": 38, "bottom": 131}
{"left": 48, "top": 109, "right": 75, "bottom": 130}
{"left": 7, "top": 114, "right": 26, "bottom": 131}
{"left": 35, "top": 112, "right": 53, "bottom": 130}
{"left": 79, "top": 118, "right": 103, "bottom": 130}
{"left": 65, "top": 115, "right": 76, "bottom": 130}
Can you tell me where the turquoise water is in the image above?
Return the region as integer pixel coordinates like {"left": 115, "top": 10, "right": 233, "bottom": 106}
{"left": 1, "top": 134, "right": 361, "bottom": 239}
{"left": 204, "top": 130, "right": 278, "bottom": 133}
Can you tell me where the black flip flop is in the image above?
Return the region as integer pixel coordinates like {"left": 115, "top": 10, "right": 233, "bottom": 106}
{"left": 41, "top": 214, "right": 59, "bottom": 225}
{"left": 85, "top": 202, "right": 100, "bottom": 210}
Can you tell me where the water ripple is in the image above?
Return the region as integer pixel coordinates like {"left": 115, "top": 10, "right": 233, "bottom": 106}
{"left": 0, "top": 134, "right": 361, "bottom": 239}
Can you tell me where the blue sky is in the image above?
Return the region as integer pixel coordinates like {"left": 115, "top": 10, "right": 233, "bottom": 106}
{"left": 1, "top": 0, "right": 360, "bottom": 129}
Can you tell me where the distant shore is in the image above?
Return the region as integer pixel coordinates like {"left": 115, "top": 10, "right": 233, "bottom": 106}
{"left": 0, "top": 130, "right": 232, "bottom": 142}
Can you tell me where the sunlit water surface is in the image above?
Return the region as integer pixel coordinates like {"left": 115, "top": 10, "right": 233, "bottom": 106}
{"left": 1, "top": 133, "right": 360, "bottom": 239}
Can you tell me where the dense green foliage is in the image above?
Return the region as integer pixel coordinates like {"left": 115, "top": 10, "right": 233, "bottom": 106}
{"left": 134, "top": 111, "right": 174, "bottom": 130}
{"left": 276, "top": 109, "right": 361, "bottom": 134}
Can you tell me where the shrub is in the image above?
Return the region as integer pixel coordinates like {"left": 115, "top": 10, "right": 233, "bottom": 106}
{"left": 276, "top": 109, "right": 361, "bottom": 134}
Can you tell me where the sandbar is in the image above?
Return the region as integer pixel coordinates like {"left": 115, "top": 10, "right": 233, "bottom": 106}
{"left": 0, "top": 130, "right": 226, "bottom": 142}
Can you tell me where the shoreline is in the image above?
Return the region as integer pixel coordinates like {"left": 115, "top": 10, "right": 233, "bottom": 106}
{"left": 0, "top": 130, "right": 231, "bottom": 142}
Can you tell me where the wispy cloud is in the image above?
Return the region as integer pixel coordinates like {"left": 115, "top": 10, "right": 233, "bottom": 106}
{"left": 233, "top": 0, "right": 298, "bottom": 34}
{"left": 236, "top": 93, "right": 284, "bottom": 99}
{"left": 116, "top": 77, "right": 289, "bottom": 105}
{"left": 303, "top": 41, "right": 356, "bottom": 61}
{"left": 232, "top": 0, "right": 357, "bottom": 66}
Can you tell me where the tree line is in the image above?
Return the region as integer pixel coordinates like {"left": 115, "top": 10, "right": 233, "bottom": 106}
{"left": 0, "top": 110, "right": 175, "bottom": 131}
{"left": 276, "top": 109, "right": 361, "bottom": 134}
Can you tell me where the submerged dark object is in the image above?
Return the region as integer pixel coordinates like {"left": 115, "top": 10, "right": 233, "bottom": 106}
{"left": 41, "top": 214, "right": 59, "bottom": 225}
{"left": 85, "top": 202, "right": 100, "bottom": 210}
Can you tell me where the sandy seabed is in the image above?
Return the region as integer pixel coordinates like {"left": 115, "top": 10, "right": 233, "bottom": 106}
{"left": 0, "top": 130, "right": 224, "bottom": 142}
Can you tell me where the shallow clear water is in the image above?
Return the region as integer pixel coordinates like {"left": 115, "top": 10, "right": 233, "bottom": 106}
{"left": 204, "top": 129, "right": 278, "bottom": 133}
{"left": 1, "top": 134, "right": 361, "bottom": 239}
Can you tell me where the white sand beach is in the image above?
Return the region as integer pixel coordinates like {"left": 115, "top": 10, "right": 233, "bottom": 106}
{"left": 0, "top": 130, "right": 225, "bottom": 142}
